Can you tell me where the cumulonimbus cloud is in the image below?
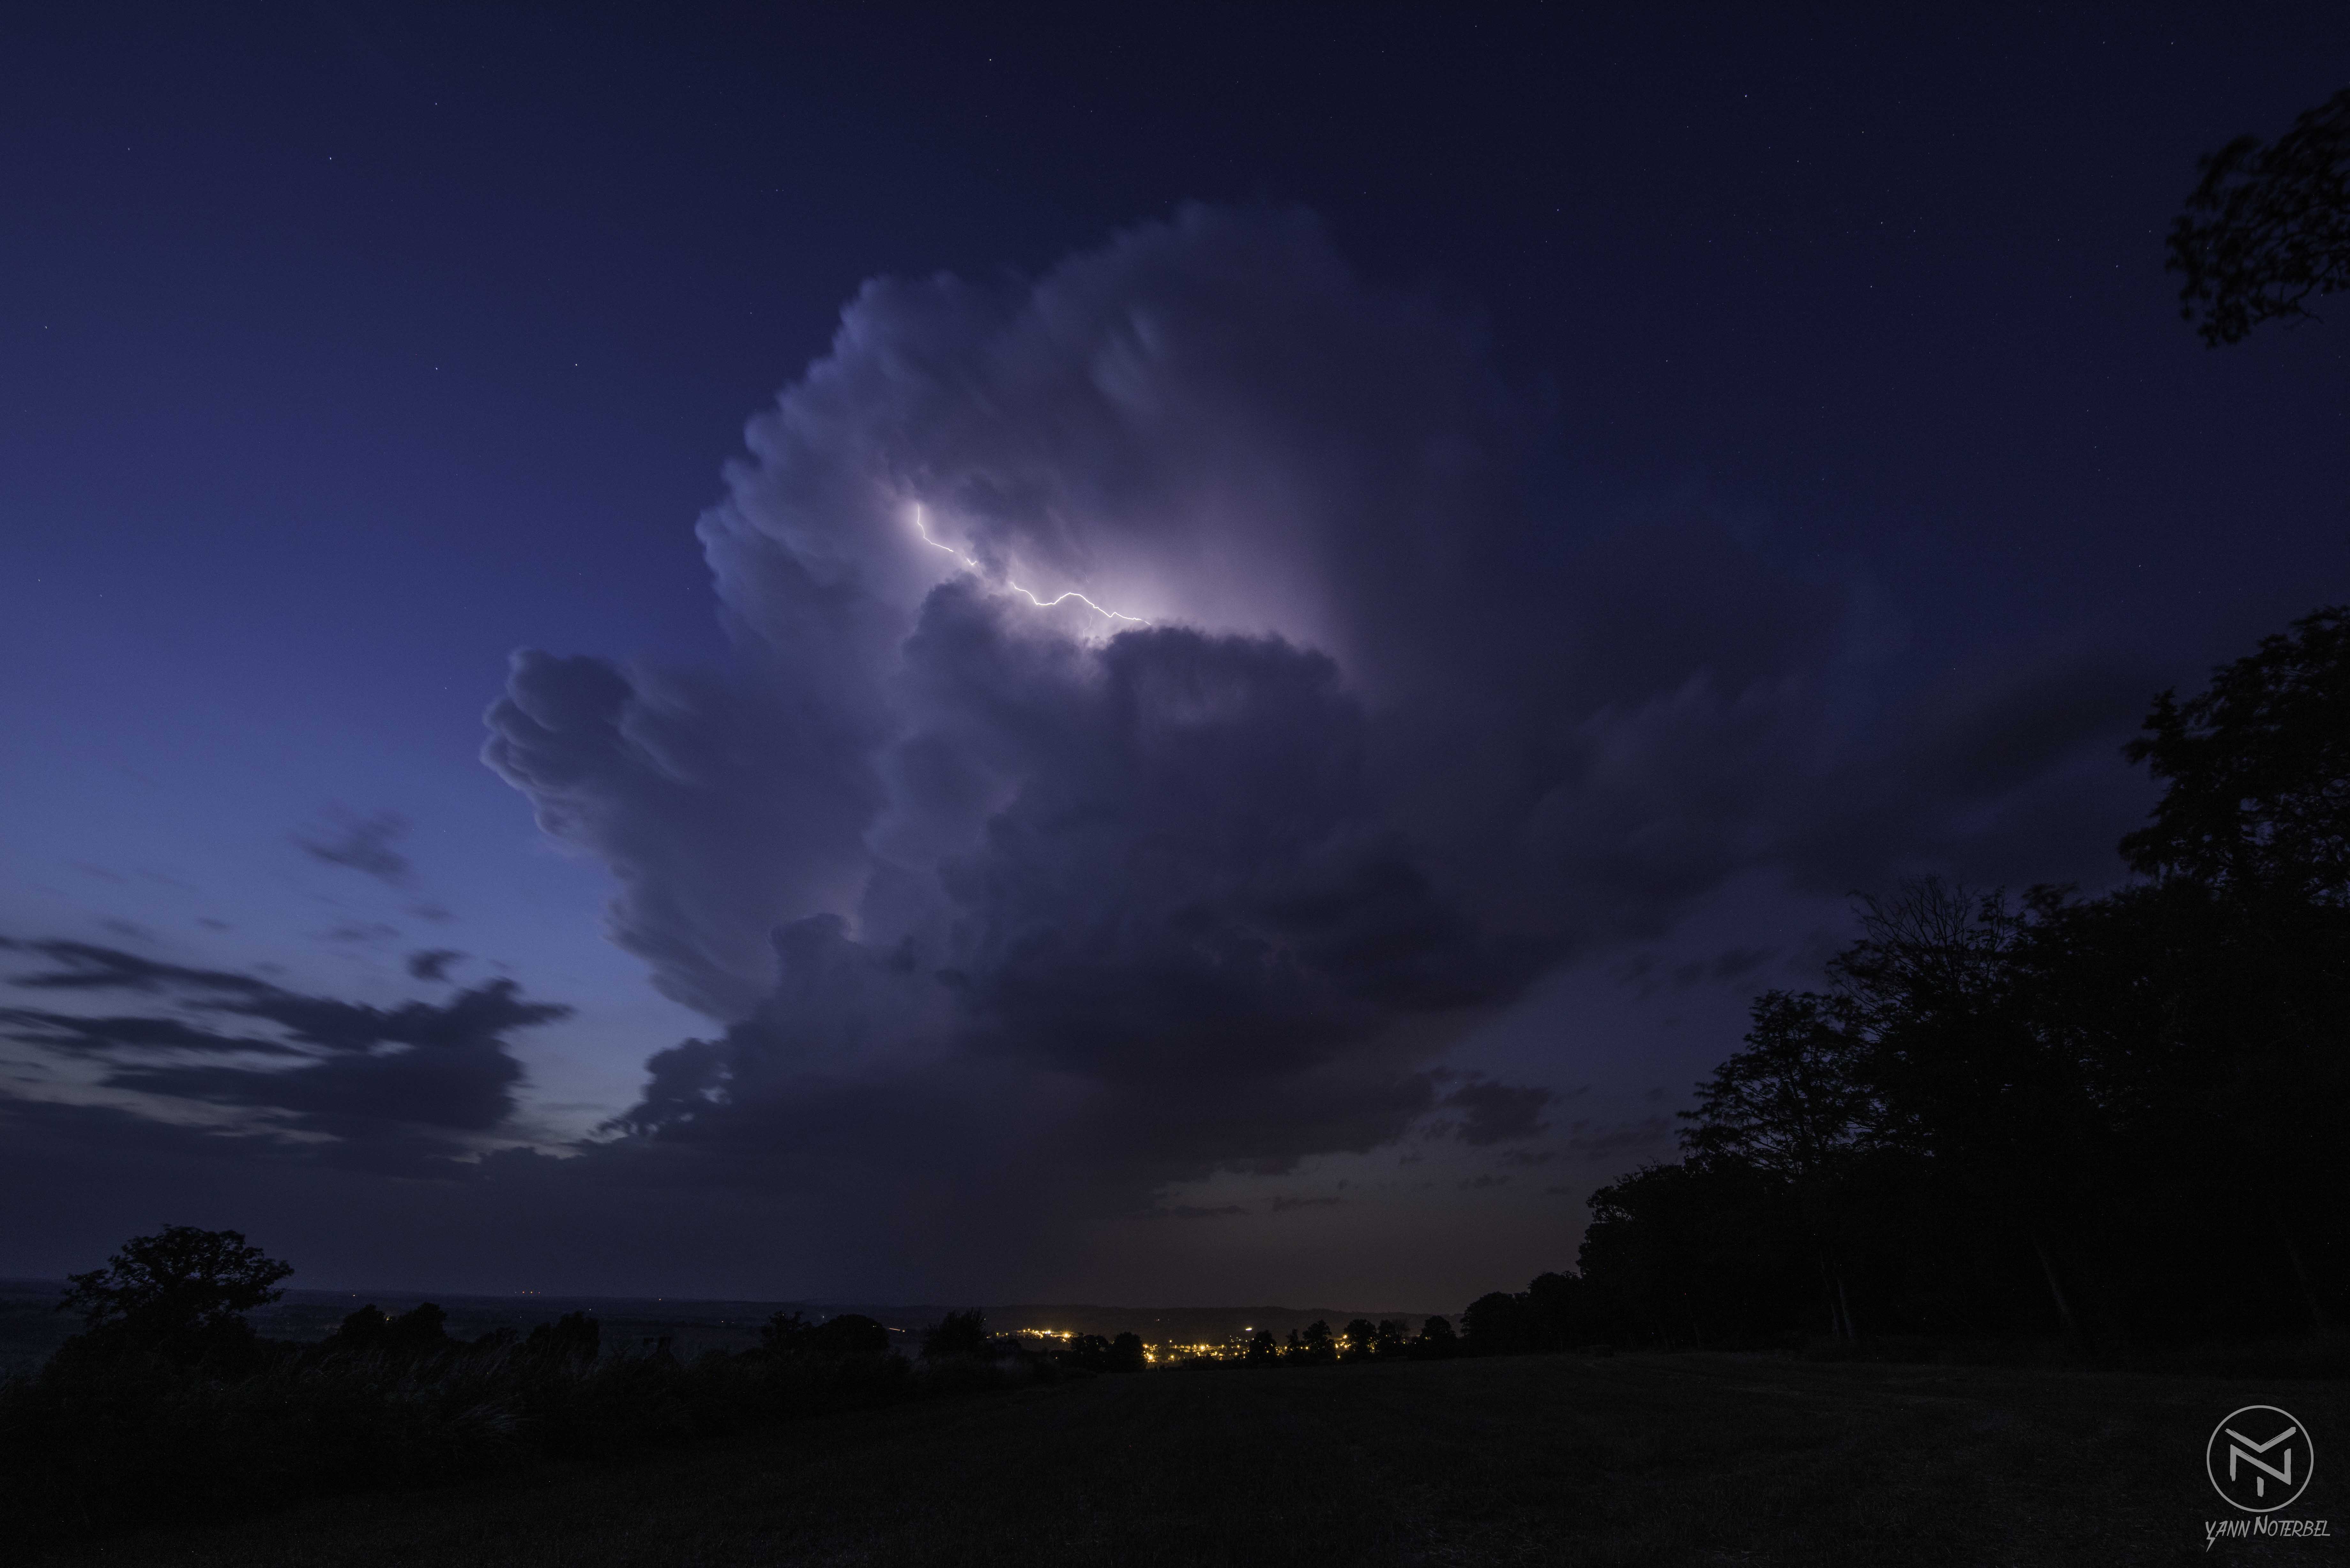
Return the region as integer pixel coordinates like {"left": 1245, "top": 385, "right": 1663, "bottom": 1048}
{"left": 475, "top": 205, "right": 2148, "bottom": 1263}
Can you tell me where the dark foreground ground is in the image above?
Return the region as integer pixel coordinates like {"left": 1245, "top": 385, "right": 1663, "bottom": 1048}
{"left": 37, "top": 1353, "right": 2347, "bottom": 1566}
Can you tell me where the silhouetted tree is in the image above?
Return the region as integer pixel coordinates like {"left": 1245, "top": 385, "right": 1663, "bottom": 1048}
{"left": 1242, "top": 1328, "right": 1278, "bottom": 1365}
{"left": 333, "top": 1303, "right": 391, "bottom": 1349}
{"left": 1457, "top": 1272, "right": 1608, "bottom": 1354}
{"left": 1461, "top": 1292, "right": 1525, "bottom": 1353}
{"left": 2013, "top": 878, "right": 2345, "bottom": 1334}
{"left": 1684, "top": 992, "right": 1870, "bottom": 1176}
{"left": 1579, "top": 1158, "right": 1815, "bottom": 1346}
{"left": 1836, "top": 880, "right": 2105, "bottom": 1341}
{"left": 1411, "top": 1315, "right": 1456, "bottom": 1357}
{"left": 1374, "top": 1318, "right": 1409, "bottom": 1357}
{"left": 2122, "top": 606, "right": 2350, "bottom": 902}
{"left": 1107, "top": 1331, "right": 1147, "bottom": 1372}
{"left": 1683, "top": 990, "right": 1872, "bottom": 1338}
{"left": 59, "top": 1225, "right": 292, "bottom": 1368}
{"left": 2115, "top": 608, "right": 2350, "bottom": 1327}
{"left": 1520, "top": 1272, "right": 1596, "bottom": 1348}
{"left": 1341, "top": 1318, "right": 1379, "bottom": 1359}
{"left": 1288, "top": 1320, "right": 1335, "bottom": 1363}
{"left": 758, "top": 1309, "right": 813, "bottom": 1353}
{"left": 319, "top": 1302, "right": 447, "bottom": 1360}
{"left": 2170, "top": 88, "right": 2350, "bottom": 345}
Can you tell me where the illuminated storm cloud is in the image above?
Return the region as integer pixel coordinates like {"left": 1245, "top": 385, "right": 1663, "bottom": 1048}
{"left": 480, "top": 205, "right": 2136, "bottom": 1278}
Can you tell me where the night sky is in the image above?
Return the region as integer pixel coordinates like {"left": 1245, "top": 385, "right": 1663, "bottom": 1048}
{"left": 4, "top": 4, "right": 2345, "bottom": 1309}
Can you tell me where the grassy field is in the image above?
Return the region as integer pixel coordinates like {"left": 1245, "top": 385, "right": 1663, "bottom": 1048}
{"left": 36, "top": 1353, "right": 2346, "bottom": 1566}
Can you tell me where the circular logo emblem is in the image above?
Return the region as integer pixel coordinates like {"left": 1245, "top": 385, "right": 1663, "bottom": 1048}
{"left": 2207, "top": 1405, "right": 2314, "bottom": 1514}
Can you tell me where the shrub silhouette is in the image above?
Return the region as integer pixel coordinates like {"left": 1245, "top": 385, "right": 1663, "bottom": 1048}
{"left": 1284, "top": 1321, "right": 1336, "bottom": 1364}
{"left": 757, "top": 1309, "right": 813, "bottom": 1353}
{"left": 1063, "top": 1333, "right": 1113, "bottom": 1369}
{"left": 923, "top": 1309, "right": 989, "bottom": 1361}
{"left": 761, "top": 1310, "right": 890, "bottom": 1359}
{"left": 322, "top": 1302, "right": 460, "bottom": 1363}
{"left": 524, "top": 1310, "right": 601, "bottom": 1365}
{"left": 1413, "top": 1316, "right": 1458, "bottom": 1358}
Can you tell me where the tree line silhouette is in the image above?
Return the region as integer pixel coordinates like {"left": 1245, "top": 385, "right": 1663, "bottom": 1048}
{"left": 0, "top": 1230, "right": 1093, "bottom": 1547}
{"left": 1472, "top": 606, "right": 2349, "bottom": 1354}
{"left": 0, "top": 1216, "right": 1499, "bottom": 1548}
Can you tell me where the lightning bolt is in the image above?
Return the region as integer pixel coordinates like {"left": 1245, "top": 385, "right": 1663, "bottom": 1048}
{"left": 911, "top": 506, "right": 1146, "bottom": 626}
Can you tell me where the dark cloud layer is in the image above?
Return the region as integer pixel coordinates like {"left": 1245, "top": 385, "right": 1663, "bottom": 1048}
{"left": 406, "top": 948, "right": 466, "bottom": 983}
{"left": 0, "top": 938, "right": 568, "bottom": 1170}
{"left": 1441, "top": 1079, "right": 1555, "bottom": 1146}
{"left": 461, "top": 206, "right": 2148, "bottom": 1275}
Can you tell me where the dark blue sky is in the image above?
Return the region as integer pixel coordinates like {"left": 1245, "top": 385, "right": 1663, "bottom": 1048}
{"left": 2, "top": 4, "right": 2344, "bottom": 1306}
